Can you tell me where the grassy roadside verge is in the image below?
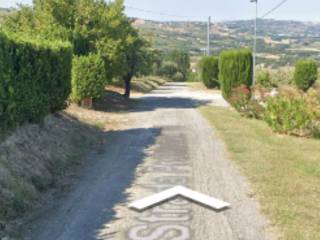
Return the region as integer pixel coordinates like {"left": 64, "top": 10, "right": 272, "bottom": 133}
{"left": 0, "top": 76, "right": 166, "bottom": 238}
{"left": 200, "top": 106, "right": 320, "bottom": 240}
{"left": 111, "top": 76, "right": 167, "bottom": 94}
{"left": 131, "top": 76, "right": 167, "bottom": 93}
{"left": 0, "top": 113, "right": 102, "bottom": 238}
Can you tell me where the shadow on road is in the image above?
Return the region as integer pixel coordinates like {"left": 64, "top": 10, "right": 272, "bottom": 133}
{"left": 132, "top": 96, "right": 211, "bottom": 112}
{"left": 93, "top": 90, "right": 138, "bottom": 113}
{"left": 24, "top": 127, "right": 161, "bottom": 240}
{"left": 90, "top": 127, "right": 162, "bottom": 239}
{"left": 92, "top": 82, "right": 212, "bottom": 114}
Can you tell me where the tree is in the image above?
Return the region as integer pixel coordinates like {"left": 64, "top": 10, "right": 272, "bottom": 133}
{"left": 200, "top": 56, "right": 219, "bottom": 88}
{"left": 170, "top": 50, "right": 190, "bottom": 82}
{"left": 2, "top": 5, "right": 37, "bottom": 34}
{"left": 4, "top": 0, "right": 118, "bottom": 56}
{"left": 121, "top": 31, "right": 152, "bottom": 98}
{"left": 3, "top": 0, "right": 153, "bottom": 99}
{"left": 294, "top": 59, "right": 318, "bottom": 91}
{"left": 158, "top": 61, "right": 179, "bottom": 79}
{"left": 219, "top": 49, "right": 253, "bottom": 99}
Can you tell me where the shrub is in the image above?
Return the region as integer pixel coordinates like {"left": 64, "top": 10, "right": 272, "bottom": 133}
{"left": 172, "top": 72, "right": 185, "bottom": 82}
{"left": 256, "top": 70, "right": 273, "bottom": 88}
{"left": 271, "top": 67, "right": 294, "bottom": 86}
{"left": 294, "top": 59, "right": 318, "bottom": 91}
{"left": 228, "top": 85, "right": 265, "bottom": 119}
{"left": 71, "top": 54, "right": 106, "bottom": 102}
{"left": 0, "top": 31, "right": 72, "bottom": 131}
{"left": 219, "top": 49, "right": 253, "bottom": 98}
{"left": 158, "top": 61, "right": 179, "bottom": 79}
{"left": 169, "top": 50, "right": 190, "bottom": 82}
{"left": 264, "top": 88, "right": 312, "bottom": 136}
{"left": 200, "top": 56, "right": 219, "bottom": 88}
{"left": 187, "top": 72, "right": 199, "bottom": 82}
{"left": 306, "top": 88, "right": 320, "bottom": 138}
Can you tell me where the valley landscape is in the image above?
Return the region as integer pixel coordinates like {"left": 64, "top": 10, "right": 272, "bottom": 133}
{"left": 134, "top": 18, "right": 320, "bottom": 67}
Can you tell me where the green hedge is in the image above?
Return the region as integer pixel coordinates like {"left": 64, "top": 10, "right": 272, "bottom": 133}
{"left": 294, "top": 59, "right": 318, "bottom": 91}
{"left": 71, "top": 54, "right": 106, "bottom": 102}
{"left": 200, "top": 56, "right": 219, "bottom": 88}
{"left": 219, "top": 49, "right": 253, "bottom": 98}
{"left": 0, "top": 32, "right": 72, "bottom": 130}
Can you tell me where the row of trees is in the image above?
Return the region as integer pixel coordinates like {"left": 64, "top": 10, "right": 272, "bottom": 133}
{"left": 199, "top": 48, "right": 320, "bottom": 138}
{"left": 199, "top": 50, "right": 318, "bottom": 94}
{"left": 156, "top": 50, "right": 191, "bottom": 82}
{"left": 2, "top": 0, "right": 154, "bottom": 99}
{"left": 199, "top": 49, "right": 253, "bottom": 98}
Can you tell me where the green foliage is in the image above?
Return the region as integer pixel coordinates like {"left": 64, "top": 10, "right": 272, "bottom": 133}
{"left": 3, "top": 0, "right": 154, "bottom": 99}
{"left": 172, "top": 72, "right": 185, "bottom": 82}
{"left": 271, "top": 68, "right": 294, "bottom": 86}
{"left": 150, "top": 49, "right": 164, "bottom": 75}
{"left": 187, "top": 72, "right": 199, "bottom": 82}
{"left": 157, "top": 51, "right": 190, "bottom": 82}
{"left": 294, "top": 59, "right": 318, "bottom": 91}
{"left": 256, "top": 70, "right": 273, "bottom": 88}
{"left": 200, "top": 56, "right": 219, "bottom": 88}
{"left": 265, "top": 96, "right": 311, "bottom": 136}
{"left": 219, "top": 49, "right": 253, "bottom": 99}
{"left": 0, "top": 31, "right": 72, "bottom": 131}
{"left": 256, "top": 67, "right": 294, "bottom": 88}
{"left": 169, "top": 50, "right": 190, "bottom": 82}
{"left": 158, "top": 61, "right": 179, "bottom": 78}
{"left": 71, "top": 54, "right": 106, "bottom": 102}
{"left": 263, "top": 87, "right": 319, "bottom": 137}
{"left": 120, "top": 31, "right": 153, "bottom": 97}
{"left": 228, "top": 85, "right": 265, "bottom": 119}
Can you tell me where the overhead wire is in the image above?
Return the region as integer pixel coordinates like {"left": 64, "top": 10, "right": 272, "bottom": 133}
{"left": 260, "top": 0, "right": 289, "bottom": 18}
{"left": 126, "top": 0, "right": 291, "bottom": 20}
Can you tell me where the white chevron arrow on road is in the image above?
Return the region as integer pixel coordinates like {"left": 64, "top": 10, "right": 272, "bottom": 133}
{"left": 129, "top": 186, "right": 230, "bottom": 211}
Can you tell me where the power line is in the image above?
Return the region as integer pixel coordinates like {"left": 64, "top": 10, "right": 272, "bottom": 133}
{"left": 125, "top": 5, "right": 202, "bottom": 21}
{"left": 261, "top": 0, "right": 289, "bottom": 18}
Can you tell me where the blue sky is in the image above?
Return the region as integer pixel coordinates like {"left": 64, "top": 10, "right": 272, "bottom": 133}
{"left": 2, "top": 0, "right": 320, "bottom": 22}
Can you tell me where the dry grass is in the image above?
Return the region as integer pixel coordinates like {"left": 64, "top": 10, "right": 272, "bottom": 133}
{"left": 111, "top": 76, "right": 167, "bottom": 95}
{"left": 0, "top": 113, "right": 102, "bottom": 237}
{"left": 131, "top": 76, "right": 166, "bottom": 93}
{"left": 0, "top": 77, "right": 167, "bottom": 237}
{"left": 200, "top": 106, "right": 320, "bottom": 240}
{"left": 188, "top": 82, "right": 220, "bottom": 92}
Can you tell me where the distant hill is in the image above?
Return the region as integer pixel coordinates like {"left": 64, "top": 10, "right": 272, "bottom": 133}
{"left": 1, "top": 7, "right": 319, "bottom": 67}
{"left": 133, "top": 18, "right": 320, "bottom": 67}
{"left": 0, "top": 8, "right": 11, "bottom": 15}
{"left": 0, "top": 8, "right": 11, "bottom": 23}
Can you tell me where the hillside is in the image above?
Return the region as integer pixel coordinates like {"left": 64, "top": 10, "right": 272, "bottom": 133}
{"left": 133, "top": 18, "right": 320, "bottom": 67}
{"left": 1, "top": 7, "right": 319, "bottom": 68}
{"left": 0, "top": 8, "right": 11, "bottom": 21}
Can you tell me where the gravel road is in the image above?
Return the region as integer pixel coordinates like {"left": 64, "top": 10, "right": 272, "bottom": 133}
{"left": 24, "top": 83, "right": 273, "bottom": 240}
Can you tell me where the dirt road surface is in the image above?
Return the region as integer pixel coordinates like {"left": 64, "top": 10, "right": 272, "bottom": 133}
{"left": 24, "top": 83, "right": 273, "bottom": 240}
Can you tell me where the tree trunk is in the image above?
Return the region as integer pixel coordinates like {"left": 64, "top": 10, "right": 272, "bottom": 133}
{"left": 124, "top": 74, "right": 132, "bottom": 99}
{"left": 81, "top": 97, "right": 93, "bottom": 109}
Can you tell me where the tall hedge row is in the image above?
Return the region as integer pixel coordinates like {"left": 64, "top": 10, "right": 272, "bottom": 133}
{"left": 0, "top": 32, "right": 72, "bottom": 130}
{"left": 200, "top": 56, "right": 219, "bottom": 88}
{"left": 294, "top": 59, "right": 318, "bottom": 91}
{"left": 71, "top": 54, "right": 106, "bottom": 102}
{"left": 219, "top": 49, "right": 253, "bottom": 98}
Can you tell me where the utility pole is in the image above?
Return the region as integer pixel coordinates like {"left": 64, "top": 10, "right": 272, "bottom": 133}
{"left": 207, "top": 16, "right": 211, "bottom": 56}
{"left": 250, "top": 0, "right": 258, "bottom": 87}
